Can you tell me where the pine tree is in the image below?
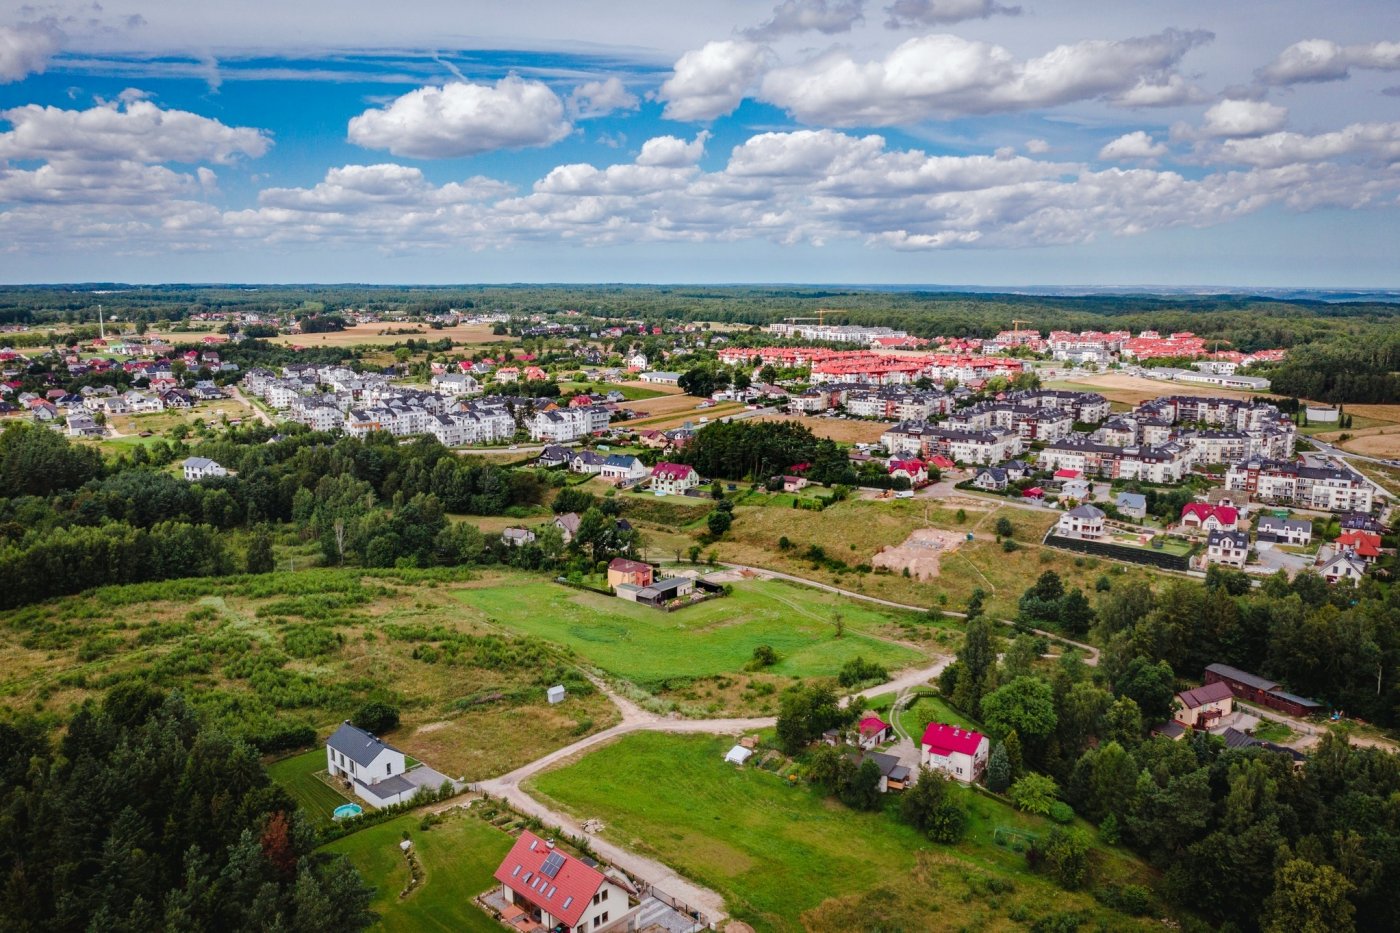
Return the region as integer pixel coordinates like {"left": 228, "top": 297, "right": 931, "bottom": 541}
{"left": 986, "top": 742, "right": 1012, "bottom": 793}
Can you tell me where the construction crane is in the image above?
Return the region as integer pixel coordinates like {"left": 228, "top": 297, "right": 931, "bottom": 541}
{"left": 1010, "top": 319, "right": 1033, "bottom": 334}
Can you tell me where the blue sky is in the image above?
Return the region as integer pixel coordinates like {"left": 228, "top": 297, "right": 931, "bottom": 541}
{"left": 0, "top": 0, "right": 1397, "bottom": 285}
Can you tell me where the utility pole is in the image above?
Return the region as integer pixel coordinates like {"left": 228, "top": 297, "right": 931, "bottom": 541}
{"left": 97, "top": 304, "right": 105, "bottom": 340}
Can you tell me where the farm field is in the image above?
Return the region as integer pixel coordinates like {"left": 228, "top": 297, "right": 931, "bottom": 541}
{"left": 712, "top": 496, "right": 1155, "bottom": 620}
{"left": 0, "top": 568, "right": 619, "bottom": 780}
{"left": 324, "top": 809, "right": 514, "bottom": 933}
{"left": 1045, "top": 372, "right": 1263, "bottom": 406}
{"left": 527, "top": 732, "right": 1160, "bottom": 933}
{"left": 621, "top": 399, "right": 746, "bottom": 429}
{"left": 1326, "top": 428, "right": 1400, "bottom": 459}
{"left": 269, "top": 322, "right": 509, "bottom": 347}
{"left": 752, "top": 412, "right": 891, "bottom": 444}
{"left": 454, "top": 576, "right": 931, "bottom": 713}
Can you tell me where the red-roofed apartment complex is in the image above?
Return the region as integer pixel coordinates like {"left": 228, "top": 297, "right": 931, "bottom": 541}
{"left": 492, "top": 831, "right": 635, "bottom": 932}
{"left": 920, "top": 723, "right": 989, "bottom": 783}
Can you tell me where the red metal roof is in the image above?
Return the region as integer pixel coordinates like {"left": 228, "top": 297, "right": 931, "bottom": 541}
{"left": 608, "top": 558, "right": 651, "bottom": 575}
{"left": 1181, "top": 503, "right": 1238, "bottom": 526}
{"left": 651, "top": 462, "right": 695, "bottom": 480}
{"left": 1053, "top": 468, "right": 1081, "bottom": 479}
{"left": 1177, "top": 680, "right": 1234, "bottom": 709}
{"left": 492, "top": 831, "right": 604, "bottom": 928}
{"left": 921, "top": 722, "right": 985, "bottom": 757}
{"left": 859, "top": 716, "right": 890, "bottom": 736}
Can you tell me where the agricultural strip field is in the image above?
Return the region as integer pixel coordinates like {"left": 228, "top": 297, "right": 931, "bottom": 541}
{"left": 751, "top": 413, "right": 892, "bottom": 444}
{"left": 1044, "top": 373, "right": 1264, "bottom": 406}
{"left": 0, "top": 568, "right": 618, "bottom": 779}
{"left": 269, "top": 322, "right": 509, "bottom": 347}
{"left": 453, "top": 577, "right": 931, "bottom": 714}
{"left": 713, "top": 496, "right": 1160, "bottom": 621}
{"left": 323, "top": 809, "right": 514, "bottom": 933}
{"left": 526, "top": 732, "right": 1159, "bottom": 933}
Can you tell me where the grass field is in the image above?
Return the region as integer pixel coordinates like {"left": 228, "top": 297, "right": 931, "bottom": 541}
{"left": 527, "top": 732, "right": 1159, "bottom": 933}
{"left": 751, "top": 413, "right": 891, "bottom": 444}
{"left": 711, "top": 497, "right": 1156, "bottom": 621}
{"left": 454, "top": 577, "right": 930, "bottom": 712}
{"left": 267, "top": 748, "right": 353, "bottom": 827}
{"left": 324, "top": 809, "right": 513, "bottom": 933}
{"left": 899, "top": 692, "right": 981, "bottom": 736}
{"left": 621, "top": 401, "right": 748, "bottom": 430}
{"left": 0, "top": 568, "right": 619, "bottom": 780}
{"left": 556, "top": 381, "right": 668, "bottom": 401}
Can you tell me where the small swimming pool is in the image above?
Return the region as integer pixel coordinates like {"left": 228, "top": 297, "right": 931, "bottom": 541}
{"left": 332, "top": 803, "right": 363, "bottom": 820}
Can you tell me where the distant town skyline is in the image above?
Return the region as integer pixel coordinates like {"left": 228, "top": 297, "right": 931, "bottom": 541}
{"left": 1, "top": 0, "right": 1398, "bottom": 285}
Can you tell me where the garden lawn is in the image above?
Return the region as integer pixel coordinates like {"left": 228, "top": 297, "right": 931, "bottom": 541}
{"left": 900, "top": 692, "right": 981, "bottom": 737}
{"left": 527, "top": 732, "right": 1158, "bottom": 933}
{"left": 324, "top": 810, "right": 513, "bottom": 933}
{"left": 455, "top": 577, "right": 925, "bottom": 689}
{"left": 267, "top": 749, "right": 353, "bottom": 828}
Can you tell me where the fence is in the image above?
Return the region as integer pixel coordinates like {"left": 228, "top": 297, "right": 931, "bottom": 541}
{"left": 1043, "top": 532, "right": 1193, "bottom": 572}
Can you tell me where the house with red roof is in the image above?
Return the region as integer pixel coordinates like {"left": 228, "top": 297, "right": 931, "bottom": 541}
{"left": 927, "top": 454, "right": 956, "bottom": 471}
{"left": 1335, "top": 530, "right": 1382, "bottom": 563}
{"left": 1052, "top": 468, "right": 1081, "bottom": 481}
{"left": 920, "top": 723, "right": 989, "bottom": 783}
{"left": 888, "top": 458, "right": 928, "bottom": 487}
{"left": 492, "top": 831, "right": 636, "bottom": 933}
{"left": 1173, "top": 681, "right": 1234, "bottom": 730}
{"left": 856, "top": 716, "right": 891, "bottom": 750}
{"left": 1180, "top": 502, "right": 1239, "bottom": 533}
{"left": 650, "top": 462, "right": 699, "bottom": 496}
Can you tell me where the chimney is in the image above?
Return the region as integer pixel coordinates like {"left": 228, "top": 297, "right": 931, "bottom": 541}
{"left": 546, "top": 839, "right": 555, "bottom": 849}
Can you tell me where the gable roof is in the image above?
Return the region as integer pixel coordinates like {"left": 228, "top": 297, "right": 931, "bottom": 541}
{"left": 326, "top": 721, "right": 399, "bottom": 767}
{"left": 1066, "top": 504, "right": 1104, "bottom": 519}
{"left": 1115, "top": 492, "right": 1146, "bottom": 509}
{"left": 1177, "top": 680, "right": 1234, "bottom": 709}
{"left": 651, "top": 461, "right": 695, "bottom": 480}
{"left": 555, "top": 513, "right": 582, "bottom": 534}
{"left": 1182, "top": 502, "right": 1238, "bottom": 525}
{"left": 1207, "top": 529, "right": 1249, "bottom": 548}
{"left": 858, "top": 716, "right": 890, "bottom": 736}
{"left": 607, "top": 558, "right": 650, "bottom": 575}
{"left": 921, "top": 722, "right": 986, "bottom": 757}
{"left": 1335, "top": 530, "right": 1382, "bottom": 557}
{"left": 492, "top": 831, "right": 604, "bottom": 928}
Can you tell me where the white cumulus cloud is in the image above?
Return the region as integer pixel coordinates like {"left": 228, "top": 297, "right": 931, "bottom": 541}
{"left": 883, "top": 0, "right": 1019, "bottom": 29}
{"left": 758, "top": 29, "right": 1212, "bottom": 125}
{"left": 1210, "top": 123, "right": 1400, "bottom": 168}
{"left": 1257, "top": 38, "right": 1400, "bottom": 85}
{"left": 658, "top": 40, "right": 770, "bottom": 122}
{"left": 348, "top": 76, "right": 572, "bottom": 158}
{"left": 1200, "top": 99, "right": 1288, "bottom": 138}
{"left": 568, "top": 77, "right": 639, "bottom": 119}
{"left": 1099, "top": 131, "right": 1168, "bottom": 161}
{"left": 636, "top": 131, "right": 710, "bottom": 167}
{"left": 0, "top": 21, "right": 62, "bottom": 83}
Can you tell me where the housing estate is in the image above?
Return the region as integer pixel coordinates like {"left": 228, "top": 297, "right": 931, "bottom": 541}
{"left": 492, "top": 831, "right": 636, "bottom": 933}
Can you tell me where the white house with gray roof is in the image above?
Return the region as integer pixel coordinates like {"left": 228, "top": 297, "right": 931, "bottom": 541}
{"left": 326, "top": 721, "right": 410, "bottom": 805}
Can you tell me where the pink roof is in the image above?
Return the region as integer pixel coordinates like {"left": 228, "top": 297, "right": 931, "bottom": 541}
{"left": 929, "top": 455, "right": 955, "bottom": 469}
{"left": 651, "top": 462, "right": 695, "bottom": 480}
{"left": 889, "top": 459, "right": 924, "bottom": 473}
{"left": 1022, "top": 487, "right": 1045, "bottom": 497}
{"left": 1053, "top": 468, "right": 1081, "bottom": 479}
{"left": 921, "top": 722, "right": 986, "bottom": 757}
{"left": 1181, "top": 503, "right": 1238, "bottom": 526}
{"left": 492, "top": 831, "right": 603, "bottom": 928}
{"left": 859, "top": 716, "right": 890, "bottom": 736}
{"left": 1177, "top": 681, "right": 1234, "bottom": 709}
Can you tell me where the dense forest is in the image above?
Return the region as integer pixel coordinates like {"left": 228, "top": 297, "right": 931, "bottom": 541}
{"left": 0, "top": 686, "right": 375, "bottom": 932}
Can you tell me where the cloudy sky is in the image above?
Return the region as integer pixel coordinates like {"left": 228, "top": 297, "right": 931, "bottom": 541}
{"left": 0, "top": 1, "right": 1397, "bottom": 285}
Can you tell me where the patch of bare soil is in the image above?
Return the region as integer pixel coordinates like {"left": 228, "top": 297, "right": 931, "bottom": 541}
{"left": 871, "top": 528, "right": 965, "bottom": 580}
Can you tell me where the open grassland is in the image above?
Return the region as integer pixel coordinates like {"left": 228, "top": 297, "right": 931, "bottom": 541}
{"left": 528, "top": 732, "right": 1160, "bottom": 933}
{"left": 751, "top": 413, "right": 891, "bottom": 444}
{"left": 556, "top": 381, "right": 668, "bottom": 401}
{"left": 324, "top": 808, "right": 513, "bottom": 933}
{"left": 1046, "top": 372, "right": 1264, "bottom": 406}
{"left": 618, "top": 378, "right": 686, "bottom": 396}
{"left": 453, "top": 576, "right": 932, "bottom": 715}
{"left": 621, "top": 401, "right": 747, "bottom": 430}
{"left": 899, "top": 691, "right": 982, "bottom": 736}
{"left": 1352, "top": 460, "right": 1400, "bottom": 497}
{"left": 269, "top": 322, "right": 509, "bottom": 348}
{"left": 0, "top": 567, "right": 618, "bottom": 779}
{"left": 267, "top": 748, "right": 354, "bottom": 828}
{"left": 1329, "top": 428, "right": 1400, "bottom": 459}
{"left": 714, "top": 497, "right": 1161, "bottom": 620}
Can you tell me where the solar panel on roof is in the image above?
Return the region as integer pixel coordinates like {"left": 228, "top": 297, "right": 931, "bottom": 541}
{"left": 541, "top": 851, "right": 566, "bottom": 879}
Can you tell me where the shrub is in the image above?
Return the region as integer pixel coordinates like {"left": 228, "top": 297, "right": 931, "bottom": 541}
{"left": 750, "top": 644, "right": 779, "bottom": 667}
{"left": 353, "top": 701, "right": 400, "bottom": 735}
{"left": 1048, "top": 801, "right": 1075, "bottom": 824}
{"left": 837, "top": 656, "right": 888, "bottom": 687}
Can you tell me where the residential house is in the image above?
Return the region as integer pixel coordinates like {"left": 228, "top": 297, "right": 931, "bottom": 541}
{"left": 606, "top": 558, "right": 654, "bottom": 589}
{"left": 1057, "top": 504, "right": 1106, "bottom": 540}
{"left": 1205, "top": 529, "right": 1250, "bottom": 568}
{"left": 1340, "top": 512, "right": 1384, "bottom": 534}
{"left": 1001, "top": 459, "right": 1032, "bottom": 481}
{"left": 781, "top": 475, "right": 809, "bottom": 493}
{"left": 1060, "top": 478, "right": 1091, "bottom": 502}
{"left": 650, "top": 462, "right": 699, "bottom": 496}
{"left": 492, "top": 831, "right": 636, "bottom": 933}
{"left": 638, "top": 371, "right": 681, "bottom": 385}
{"left": 1320, "top": 551, "right": 1367, "bottom": 585}
{"left": 888, "top": 458, "right": 928, "bottom": 487}
{"left": 554, "top": 513, "right": 583, "bottom": 544}
{"left": 182, "top": 457, "right": 227, "bottom": 481}
{"left": 1255, "top": 515, "right": 1312, "bottom": 546}
{"left": 1115, "top": 492, "right": 1147, "bottom": 520}
{"left": 1181, "top": 503, "right": 1239, "bottom": 533}
{"left": 847, "top": 751, "right": 911, "bottom": 793}
{"left": 1335, "top": 530, "right": 1382, "bottom": 563}
{"left": 920, "top": 723, "right": 989, "bottom": 784}
{"left": 430, "top": 373, "right": 480, "bottom": 396}
{"left": 972, "top": 467, "right": 1008, "bottom": 492}
{"left": 570, "top": 450, "right": 607, "bottom": 475}
{"left": 325, "top": 721, "right": 413, "bottom": 806}
{"left": 538, "top": 445, "right": 572, "bottom": 468}
{"left": 856, "top": 716, "right": 891, "bottom": 750}
{"left": 502, "top": 527, "right": 536, "bottom": 547}
{"left": 1173, "top": 681, "right": 1234, "bottom": 730}
{"left": 600, "top": 454, "right": 646, "bottom": 485}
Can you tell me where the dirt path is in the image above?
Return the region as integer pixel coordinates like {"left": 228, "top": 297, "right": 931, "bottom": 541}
{"left": 228, "top": 386, "right": 275, "bottom": 427}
